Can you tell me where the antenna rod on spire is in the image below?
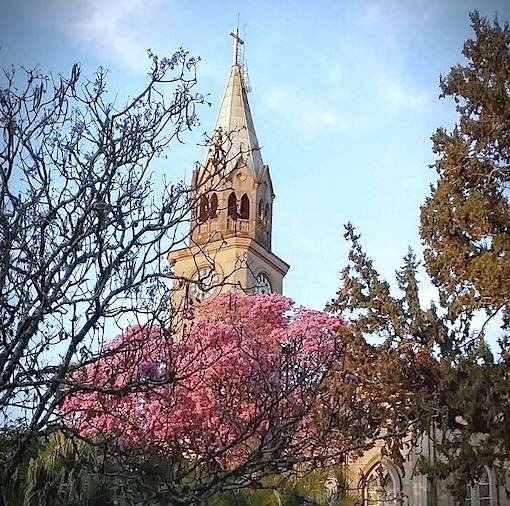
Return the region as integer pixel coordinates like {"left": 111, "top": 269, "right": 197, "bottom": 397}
{"left": 229, "top": 27, "right": 244, "bottom": 66}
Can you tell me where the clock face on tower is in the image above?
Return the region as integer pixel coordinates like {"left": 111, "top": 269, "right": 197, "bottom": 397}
{"left": 255, "top": 272, "right": 272, "bottom": 295}
{"left": 190, "top": 268, "right": 219, "bottom": 302}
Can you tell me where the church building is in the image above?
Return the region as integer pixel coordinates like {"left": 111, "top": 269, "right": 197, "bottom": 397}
{"left": 169, "top": 30, "right": 510, "bottom": 506}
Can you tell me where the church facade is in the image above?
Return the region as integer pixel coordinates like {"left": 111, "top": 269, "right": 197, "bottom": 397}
{"left": 347, "top": 439, "right": 508, "bottom": 505}
{"left": 168, "top": 32, "right": 510, "bottom": 506}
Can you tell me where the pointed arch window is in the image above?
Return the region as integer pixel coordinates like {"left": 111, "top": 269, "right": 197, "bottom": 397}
{"left": 198, "top": 195, "right": 209, "bottom": 224}
{"left": 363, "top": 462, "right": 399, "bottom": 506}
{"left": 227, "top": 192, "right": 237, "bottom": 219}
{"left": 258, "top": 199, "right": 264, "bottom": 220}
{"left": 463, "top": 468, "right": 493, "bottom": 506}
{"left": 209, "top": 193, "right": 218, "bottom": 219}
{"left": 264, "top": 203, "right": 270, "bottom": 228}
{"left": 240, "top": 194, "right": 250, "bottom": 220}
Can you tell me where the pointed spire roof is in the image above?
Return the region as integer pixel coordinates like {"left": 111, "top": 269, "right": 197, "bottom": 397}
{"left": 207, "top": 29, "right": 264, "bottom": 178}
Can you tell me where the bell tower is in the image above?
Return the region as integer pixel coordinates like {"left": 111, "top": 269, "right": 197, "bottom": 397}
{"left": 169, "top": 29, "right": 289, "bottom": 308}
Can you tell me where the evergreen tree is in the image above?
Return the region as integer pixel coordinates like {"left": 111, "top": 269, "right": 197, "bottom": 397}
{"left": 330, "top": 11, "right": 510, "bottom": 501}
{"left": 421, "top": 11, "right": 510, "bottom": 325}
{"left": 418, "top": 11, "right": 510, "bottom": 497}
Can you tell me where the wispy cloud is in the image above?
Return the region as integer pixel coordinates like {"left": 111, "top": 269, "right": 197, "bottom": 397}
{"left": 318, "top": 111, "right": 337, "bottom": 127}
{"left": 47, "top": 0, "right": 162, "bottom": 72}
{"left": 362, "top": 2, "right": 388, "bottom": 24}
{"left": 262, "top": 86, "right": 350, "bottom": 133}
{"left": 315, "top": 23, "right": 432, "bottom": 119}
{"left": 361, "top": 0, "right": 437, "bottom": 27}
{"left": 380, "top": 74, "right": 429, "bottom": 112}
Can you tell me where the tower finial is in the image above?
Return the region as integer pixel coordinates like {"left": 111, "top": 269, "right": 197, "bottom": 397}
{"left": 229, "top": 26, "right": 244, "bottom": 66}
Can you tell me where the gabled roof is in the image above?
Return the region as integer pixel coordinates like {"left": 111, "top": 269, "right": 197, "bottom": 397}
{"left": 208, "top": 64, "right": 265, "bottom": 179}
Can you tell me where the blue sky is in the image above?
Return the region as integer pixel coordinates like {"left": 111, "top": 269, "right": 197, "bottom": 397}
{"left": 2, "top": 0, "right": 509, "bottom": 311}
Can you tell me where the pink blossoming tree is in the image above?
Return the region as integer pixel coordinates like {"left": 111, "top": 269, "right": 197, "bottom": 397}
{"left": 59, "top": 293, "right": 397, "bottom": 503}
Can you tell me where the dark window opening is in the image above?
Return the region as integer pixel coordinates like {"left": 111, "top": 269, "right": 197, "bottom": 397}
{"left": 228, "top": 192, "right": 237, "bottom": 219}
{"left": 198, "top": 195, "right": 209, "bottom": 223}
{"left": 258, "top": 199, "right": 264, "bottom": 220}
{"left": 240, "top": 194, "right": 250, "bottom": 219}
{"left": 264, "top": 203, "right": 270, "bottom": 228}
{"left": 210, "top": 193, "right": 218, "bottom": 218}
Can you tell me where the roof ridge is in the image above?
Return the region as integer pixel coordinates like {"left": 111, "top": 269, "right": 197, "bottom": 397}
{"left": 205, "top": 64, "right": 264, "bottom": 178}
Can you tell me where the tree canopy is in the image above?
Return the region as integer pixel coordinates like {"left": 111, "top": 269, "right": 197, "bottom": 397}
{"left": 59, "top": 293, "right": 400, "bottom": 503}
{"left": 421, "top": 11, "right": 510, "bottom": 323}
{"left": 329, "top": 11, "right": 510, "bottom": 501}
{"left": 0, "top": 49, "right": 404, "bottom": 506}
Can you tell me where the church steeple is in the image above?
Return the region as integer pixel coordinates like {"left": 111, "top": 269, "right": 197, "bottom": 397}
{"left": 207, "top": 28, "right": 263, "bottom": 179}
{"left": 169, "top": 30, "right": 289, "bottom": 306}
{"left": 191, "top": 30, "right": 274, "bottom": 250}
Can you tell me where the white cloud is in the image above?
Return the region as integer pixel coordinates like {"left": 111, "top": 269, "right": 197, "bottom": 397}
{"left": 319, "top": 111, "right": 336, "bottom": 126}
{"left": 47, "top": 0, "right": 162, "bottom": 72}
{"left": 363, "top": 3, "right": 386, "bottom": 24}
{"left": 262, "top": 86, "right": 349, "bottom": 133}
{"left": 303, "top": 109, "right": 340, "bottom": 129}
{"left": 380, "top": 74, "right": 429, "bottom": 112}
{"left": 361, "top": 0, "right": 436, "bottom": 27}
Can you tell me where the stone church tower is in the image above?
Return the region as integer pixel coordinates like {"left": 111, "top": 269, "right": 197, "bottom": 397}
{"left": 168, "top": 29, "right": 289, "bottom": 310}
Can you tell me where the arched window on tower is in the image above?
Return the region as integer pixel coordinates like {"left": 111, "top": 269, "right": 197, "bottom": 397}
{"left": 240, "top": 194, "right": 250, "bottom": 219}
{"left": 209, "top": 193, "right": 218, "bottom": 219}
{"left": 227, "top": 192, "right": 237, "bottom": 219}
{"left": 264, "top": 203, "right": 270, "bottom": 228}
{"left": 198, "top": 195, "right": 209, "bottom": 224}
{"left": 258, "top": 199, "right": 264, "bottom": 220}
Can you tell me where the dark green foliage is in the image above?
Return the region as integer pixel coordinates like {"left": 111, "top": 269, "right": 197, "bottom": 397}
{"left": 418, "top": 13, "right": 510, "bottom": 494}
{"left": 328, "top": 225, "right": 447, "bottom": 475}
{"left": 330, "top": 225, "right": 510, "bottom": 500}
{"left": 329, "top": 225, "right": 448, "bottom": 352}
{"left": 0, "top": 431, "right": 120, "bottom": 506}
{"left": 206, "top": 468, "right": 352, "bottom": 505}
{"left": 329, "top": 11, "right": 510, "bottom": 501}
{"left": 0, "top": 430, "right": 354, "bottom": 506}
{"left": 421, "top": 11, "right": 510, "bottom": 322}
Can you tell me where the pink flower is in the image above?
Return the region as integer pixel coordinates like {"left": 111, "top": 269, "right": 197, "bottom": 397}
{"left": 61, "top": 293, "right": 349, "bottom": 465}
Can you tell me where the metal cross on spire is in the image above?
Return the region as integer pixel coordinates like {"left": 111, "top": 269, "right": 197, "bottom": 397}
{"left": 229, "top": 26, "right": 244, "bottom": 66}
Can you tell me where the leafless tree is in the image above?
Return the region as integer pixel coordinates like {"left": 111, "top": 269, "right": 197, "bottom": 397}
{"left": 0, "top": 49, "right": 218, "bottom": 456}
